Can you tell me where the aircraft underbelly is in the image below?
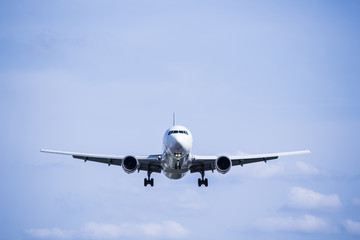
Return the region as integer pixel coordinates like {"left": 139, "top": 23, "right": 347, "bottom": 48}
{"left": 161, "top": 156, "right": 189, "bottom": 179}
{"left": 164, "top": 171, "right": 186, "bottom": 180}
{"left": 162, "top": 138, "right": 191, "bottom": 180}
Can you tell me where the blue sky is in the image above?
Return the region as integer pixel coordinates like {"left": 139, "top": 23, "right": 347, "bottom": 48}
{"left": 1, "top": 0, "right": 360, "bottom": 239}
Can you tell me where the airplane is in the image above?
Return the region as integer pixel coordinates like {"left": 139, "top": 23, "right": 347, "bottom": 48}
{"left": 41, "top": 116, "right": 310, "bottom": 187}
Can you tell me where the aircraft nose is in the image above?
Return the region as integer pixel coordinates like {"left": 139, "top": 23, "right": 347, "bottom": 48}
{"left": 170, "top": 135, "right": 190, "bottom": 154}
{"left": 174, "top": 138, "right": 190, "bottom": 152}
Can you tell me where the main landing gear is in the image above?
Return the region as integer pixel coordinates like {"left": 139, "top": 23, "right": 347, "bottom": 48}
{"left": 144, "top": 171, "right": 154, "bottom": 187}
{"left": 198, "top": 171, "right": 208, "bottom": 187}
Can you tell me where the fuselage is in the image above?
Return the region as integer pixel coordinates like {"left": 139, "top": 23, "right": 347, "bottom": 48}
{"left": 162, "top": 125, "right": 193, "bottom": 179}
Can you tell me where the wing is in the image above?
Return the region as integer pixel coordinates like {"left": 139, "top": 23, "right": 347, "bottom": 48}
{"left": 190, "top": 150, "right": 311, "bottom": 173}
{"left": 40, "top": 149, "right": 163, "bottom": 173}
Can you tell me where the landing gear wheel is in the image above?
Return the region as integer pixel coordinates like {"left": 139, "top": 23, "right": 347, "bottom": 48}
{"left": 144, "top": 171, "right": 154, "bottom": 187}
{"left": 198, "top": 171, "right": 208, "bottom": 187}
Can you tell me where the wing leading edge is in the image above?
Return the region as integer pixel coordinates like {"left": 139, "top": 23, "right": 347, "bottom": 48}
{"left": 190, "top": 150, "right": 311, "bottom": 173}
{"left": 40, "top": 149, "right": 162, "bottom": 172}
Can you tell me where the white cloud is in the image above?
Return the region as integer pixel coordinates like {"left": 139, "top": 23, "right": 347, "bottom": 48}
{"left": 344, "top": 219, "right": 360, "bottom": 235}
{"left": 295, "top": 161, "right": 319, "bottom": 175}
{"left": 228, "top": 161, "right": 282, "bottom": 178}
{"left": 82, "top": 222, "right": 123, "bottom": 239}
{"left": 26, "top": 228, "right": 73, "bottom": 239}
{"left": 140, "top": 221, "right": 188, "bottom": 238}
{"left": 288, "top": 187, "right": 341, "bottom": 209}
{"left": 27, "top": 221, "right": 188, "bottom": 239}
{"left": 258, "top": 214, "right": 330, "bottom": 233}
{"left": 229, "top": 159, "right": 321, "bottom": 179}
{"left": 83, "top": 221, "right": 188, "bottom": 239}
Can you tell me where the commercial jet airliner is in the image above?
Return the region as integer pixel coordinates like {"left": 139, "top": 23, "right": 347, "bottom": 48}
{"left": 41, "top": 118, "right": 310, "bottom": 187}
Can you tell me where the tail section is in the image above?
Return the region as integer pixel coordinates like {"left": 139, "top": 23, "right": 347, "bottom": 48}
{"left": 173, "top": 112, "right": 176, "bottom": 126}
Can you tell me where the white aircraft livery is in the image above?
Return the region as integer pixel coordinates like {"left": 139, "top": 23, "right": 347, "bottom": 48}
{"left": 41, "top": 119, "right": 310, "bottom": 187}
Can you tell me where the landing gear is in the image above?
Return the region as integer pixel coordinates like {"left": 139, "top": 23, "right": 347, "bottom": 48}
{"left": 144, "top": 171, "right": 154, "bottom": 187}
{"left": 198, "top": 171, "right": 208, "bottom": 187}
{"left": 175, "top": 160, "right": 181, "bottom": 169}
{"left": 144, "top": 178, "right": 154, "bottom": 187}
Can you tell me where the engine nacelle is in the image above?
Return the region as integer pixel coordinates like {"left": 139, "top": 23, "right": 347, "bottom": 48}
{"left": 122, "top": 156, "right": 139, "bottom": 174}
{"left": 215, "top": 156, "right": 232, "bottom": 174}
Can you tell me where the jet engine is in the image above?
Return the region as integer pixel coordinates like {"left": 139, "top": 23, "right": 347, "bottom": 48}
{"left": 122, "top": 156, "right": 139, "bottom": 174}
{"left": 215, "top": 156, "right": 232, "bottom": 174}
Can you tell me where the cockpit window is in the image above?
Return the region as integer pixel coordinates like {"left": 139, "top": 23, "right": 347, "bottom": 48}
{"left": 168, "top": 130, "right": 188, "bottom": 135}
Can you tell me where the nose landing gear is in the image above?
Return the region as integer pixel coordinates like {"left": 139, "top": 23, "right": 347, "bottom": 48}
{"left": 198, "top": 170, "right": 208, "bottom": 187}
{"left": 174, "top": 160, "right": 181, "bottom": 169}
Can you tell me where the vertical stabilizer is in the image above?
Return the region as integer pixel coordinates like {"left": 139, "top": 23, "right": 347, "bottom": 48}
{"left": 173, "top": 112, "right": 176, "bottom": 126}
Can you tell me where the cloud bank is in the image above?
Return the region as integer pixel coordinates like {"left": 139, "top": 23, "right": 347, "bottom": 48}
{"left": 26, "top": 228, "right": 73, "bottom": 239}
{"left": 288, "top": 187, "right": 341, "bottom": 209}
{"left": 26, "top": 221, "right": 188, "bottom": 239}
{"left": 344, "top": 219, "right": 360, "bottom": 235}
{"left": 258, "top": 214, "right": 330, "bottom": 233}
{"left": 229, "top": 160, "right": 321, "bottom": 179}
